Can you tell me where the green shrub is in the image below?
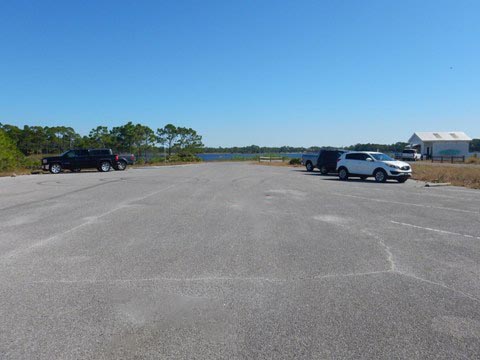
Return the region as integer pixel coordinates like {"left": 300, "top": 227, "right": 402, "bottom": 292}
{"left": 22, "top": 156, "right": 41, "bottom": 169}
{"left": 149, "top": 156, "right": 165, "bottom": 163}
{"left": 0, "top": 130, "right": 25, "bottom": 171}
{"left": 168, "top": 153, "right": 202, "bottom": 162}
{"left": 289, "top": 158, "right": 301, "bottom": 165}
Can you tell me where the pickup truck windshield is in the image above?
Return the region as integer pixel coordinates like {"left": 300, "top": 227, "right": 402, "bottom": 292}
{"left": 371, "top": 153, "right": 394, "bottom": 161}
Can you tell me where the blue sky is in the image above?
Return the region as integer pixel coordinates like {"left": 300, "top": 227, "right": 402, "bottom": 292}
{"left": 1, "top": 0, "right": 479, "bottom": 147}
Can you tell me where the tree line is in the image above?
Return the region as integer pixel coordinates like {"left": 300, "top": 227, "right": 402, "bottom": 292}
{"left": 344, "top": 142, "right": 409, "bottom": 153}
{"left": 204, "top": 141, "right": 480, "bottom": 154}
{"left": 202, "top": 145, "right": 309, "bottom": 154}
{"left": 2, "top": 121, "right": 478, "bottom": 156}
{"left": 202, "top": 142, "right": 411, "bottom": 154}
{"left": 471, "top": 139, "right": 480, "bottom": 152}
{"left": 0, "top": 122, "right": 204, "bottom": 158}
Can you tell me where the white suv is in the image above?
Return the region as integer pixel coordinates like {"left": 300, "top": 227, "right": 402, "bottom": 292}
{"left": 337, "top": 152, "right": 412, "bottom": 183}
{"left": 401, "top": 149, "right": 422, "bottom": 161}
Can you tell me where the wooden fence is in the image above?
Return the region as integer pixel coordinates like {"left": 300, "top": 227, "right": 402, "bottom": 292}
{"left": 431, "top": 156, "right": 465, "bottom": 163}
{"left": 259, "top": 156, "right": 283, "bottom": 163}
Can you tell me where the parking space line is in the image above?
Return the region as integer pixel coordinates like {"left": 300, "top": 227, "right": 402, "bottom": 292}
{"left": 332, "top": 192, "right": 477, "bottom": 214}
{"left": 333, "top": 186, "right": 478, "bottom": 202}
{"left": 390, "top": 220, "right": 480, "bottom": 240}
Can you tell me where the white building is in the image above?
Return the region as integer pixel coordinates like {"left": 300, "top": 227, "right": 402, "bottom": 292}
{"left": 408, "top": 132, "right": 472, "bottom": 158}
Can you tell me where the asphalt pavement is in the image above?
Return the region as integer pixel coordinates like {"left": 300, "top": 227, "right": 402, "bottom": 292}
{"left": 1, "top": 162, "right": 480, "bottom": 359}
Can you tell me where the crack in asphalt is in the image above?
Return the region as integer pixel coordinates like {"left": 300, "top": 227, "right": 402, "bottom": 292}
{"left": 361, "top": 229, "right": 396, "bottom": 272}
{"left": 19, "top": 272, "right": 480, "bottom": 304}
{"left": 359, "top": 228, "right": 480, "bottom": 304}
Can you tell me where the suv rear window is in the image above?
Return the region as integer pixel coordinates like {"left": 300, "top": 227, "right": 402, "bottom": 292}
{"left": 89, "top": 149, "right": 111, "bottom": 155}
{"left": 320, "top": 150, "right": 344, "bottom": 161}
{"left": 75, "top": 150, "right": 89, "bottom": 156}
{"left": 346, "top": 153, "right": 369, "bottom": 160}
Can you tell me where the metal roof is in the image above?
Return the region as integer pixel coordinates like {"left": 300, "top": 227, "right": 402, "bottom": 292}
{"left": 411, "top": 132, "right": 472, "bottom": 142}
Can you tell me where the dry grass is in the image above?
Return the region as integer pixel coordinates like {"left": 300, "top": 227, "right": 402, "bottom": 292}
{"left": 466, "top": 155, "right": 480, "bottom": 164}
{"left": 411, "top": 163, "right": 480, "bottom": 189}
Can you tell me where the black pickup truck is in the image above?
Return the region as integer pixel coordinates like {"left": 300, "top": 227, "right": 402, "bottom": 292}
{"left": 42, "top": 149, "right": 128, "bottom": 174}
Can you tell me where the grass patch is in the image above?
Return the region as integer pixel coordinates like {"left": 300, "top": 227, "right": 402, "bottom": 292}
{"left": 411, "top": 163, "right": 480, "bottom": 189}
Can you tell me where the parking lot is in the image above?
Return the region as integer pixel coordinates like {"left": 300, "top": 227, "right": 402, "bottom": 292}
{"left": 1, "top": 162, "right": 480, "bottom": 359}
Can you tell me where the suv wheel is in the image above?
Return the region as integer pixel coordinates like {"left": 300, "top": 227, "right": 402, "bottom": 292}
{"left": 306, "top": 162, "right": 313, "bottom": 172}
{"left": 320, "top": 166, "right": 328, "bottom": 175}
{"left": 338, "top": 168, "right": 349, "bottom": 181}
{"left": 116, "top": 160, "right": 127, "bottom": 171}
{"left": 99, "top": 161, "right": 111, "bottom": 172}
{"left": 374, "top": 169, "right": 387, "bottom": 183}
{"left": 49, "top": 163, "right": 62, "bottom": 174}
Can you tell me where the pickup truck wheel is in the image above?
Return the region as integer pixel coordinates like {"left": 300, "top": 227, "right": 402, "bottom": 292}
{"left": 374, "top": 169, "right": 387, "bottom": 183}
{"left": 99, "top": 161, "right": 111, "bottom": 172}
{"left": 306, "top": 162, "right": 313, "bottom": 172}
{"left": 116, "top": 160, "right": 127, "bottom": 171}
{"left": 320, "top": 166, "right": 328, "bottom": 175}
{"left": 49, "top": 163, "right": 62, "bottom": 174}
{"left": 338, "top": 168, "right": 349, "bottom": 181}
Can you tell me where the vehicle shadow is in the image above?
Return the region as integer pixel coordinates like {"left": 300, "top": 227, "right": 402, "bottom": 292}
{"left": 42, "top": 169, "right": 111, "bottom": 175}
{"left": 319, "top": 177, "right": 401, "bottom": 184}
{"left": 292, "top": 169, "right": 336, "bottom": 177}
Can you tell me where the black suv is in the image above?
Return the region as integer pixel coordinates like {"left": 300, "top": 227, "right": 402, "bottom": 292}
{"left": 42, "top": 148, "right": 127, "bottom": 174}
{"left": 317, "top": 149, "right": 346, "bottom": 175}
